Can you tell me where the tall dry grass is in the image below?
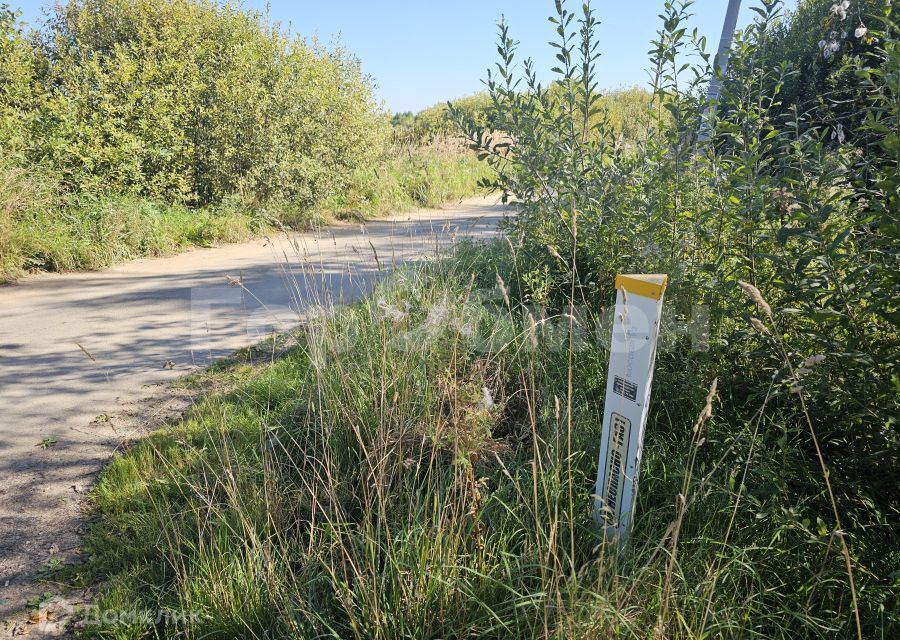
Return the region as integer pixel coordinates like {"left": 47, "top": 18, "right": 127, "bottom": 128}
{"left": 74, "top": 238, "right": 894, "bottom": 639}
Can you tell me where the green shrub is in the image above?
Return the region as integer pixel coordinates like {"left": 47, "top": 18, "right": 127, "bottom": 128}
{"left": 751, "top": 0, "right": 887, "bottom": 127}
{"left": 396, "top": 87, "right": 654, "bottom": 147}
{"left": 0, "top": 0, "right": 489, "bottom": 280}
{"left": 12, "top": 0, "right": 386, "bottom": 207}
{"left": 0, "top": 4, "right": 36, "bottom": 159}
{"left": 406, "top": 93, "right": 493, "bottom": 142}
{"left": 451, "top": 0, "right": 898, "bottom": 635}
{"left": 322, "top": 142, "right": 494, "bottom": 217}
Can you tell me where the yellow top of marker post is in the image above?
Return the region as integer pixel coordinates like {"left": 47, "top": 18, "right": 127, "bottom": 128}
{"left": 615, "top": 274, "right": 668, "bottom": 300}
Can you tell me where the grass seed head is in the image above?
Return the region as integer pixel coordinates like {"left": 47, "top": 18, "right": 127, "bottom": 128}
{"left": 738, "top": 280, "right": 772, "bottom": 318}
{"left": 750, "top": 317, "right": 769, "bottom": 334}
{"left": 496, "top": 273, "right": 510, "bottom": 307}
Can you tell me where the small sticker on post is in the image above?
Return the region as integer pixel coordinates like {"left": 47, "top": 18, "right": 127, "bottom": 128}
{"left": 612, "top": 376, "right": 638, "bottom": 402}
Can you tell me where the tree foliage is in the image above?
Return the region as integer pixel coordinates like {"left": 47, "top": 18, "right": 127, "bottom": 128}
{"left": 0, "top": 4, "right": 35, "bottom": 158}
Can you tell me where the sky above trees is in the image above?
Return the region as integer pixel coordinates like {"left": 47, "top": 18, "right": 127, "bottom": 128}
{"left": 13, "top": 0, "right": 759, "bottom": 113}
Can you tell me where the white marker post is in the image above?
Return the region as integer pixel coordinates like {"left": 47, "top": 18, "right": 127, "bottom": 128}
{"left": 593, "top": 274, "right": 667, "bottom": 541}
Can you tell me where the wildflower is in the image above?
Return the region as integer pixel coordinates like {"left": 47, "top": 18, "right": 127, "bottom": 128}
{"left": 855, "top": 25, "right": 867, "bottom": 38}
{"left": 738, "top": 280, "right": 772, "bottom": 318}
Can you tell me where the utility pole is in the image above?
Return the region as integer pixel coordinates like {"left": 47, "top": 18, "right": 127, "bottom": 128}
{"left": 698, "top": 0, "right": 742, "bottom": 141}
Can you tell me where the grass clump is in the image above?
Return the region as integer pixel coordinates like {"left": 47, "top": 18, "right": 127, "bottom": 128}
{"left": 0, "top": 166, "right": 272, "bottom": 281}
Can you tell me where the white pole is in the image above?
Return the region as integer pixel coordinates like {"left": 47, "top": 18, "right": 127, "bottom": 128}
{"left": 593, "top": 274, "right": 667, "bottom": 541}
{"left": 698, "top": 0, "right": 742, "bottom": 141}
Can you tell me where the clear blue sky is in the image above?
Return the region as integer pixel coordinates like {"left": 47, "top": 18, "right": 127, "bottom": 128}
{"left": 11, "top": 0, "right": 770, "bottom": 113}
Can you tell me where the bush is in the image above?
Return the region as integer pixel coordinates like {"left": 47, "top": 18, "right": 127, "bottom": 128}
{"left": 0, "top": 4, "right": 35, "bottom": 159}
{"left": 396, "top": 88, "right": 654, "bottom": 148}
{"left": 0, "top": 0, "right": 490, "bottom": 280}
{"left": 4, "top": 0, "right": 386, "bottom": 207}
{"left": 752, "top": 0, "right": 886, "bottom": 127}
{"left": 322, "top": 141, "right": 495, "bottom": 217}
{"left": 451, "top": 0, "right": 898, "bottom": 635}
{"left": 404, "top": 93, "right": 493, "bottom": 142}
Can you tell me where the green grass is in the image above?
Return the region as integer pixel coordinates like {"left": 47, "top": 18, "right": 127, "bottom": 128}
{"left": 0, "top": 147, "right": 491, "bottom": 283}
{"left": 3, "top": 195, "right": 271, "bottom": 279}
{"left": 322, "top": 143, "right": 495, "bottom": 219}
{"left": 0, "top": 165, "right": 282, "bottom": 282}
{"left": 70, "top": 243, "right": 896, "bottom": 639}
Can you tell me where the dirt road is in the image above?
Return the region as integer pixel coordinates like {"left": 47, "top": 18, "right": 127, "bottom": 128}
{"left": 0, "top": 195, "right": 505, "bottom": 619}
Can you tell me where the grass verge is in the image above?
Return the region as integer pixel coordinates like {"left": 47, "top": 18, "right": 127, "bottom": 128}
{"left": 63, "top": 241, "right": 896, "bottom": 638}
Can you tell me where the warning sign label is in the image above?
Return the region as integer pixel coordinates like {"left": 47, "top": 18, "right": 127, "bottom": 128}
{"left": 601, "top": 412, "right": 632, "bottom": 524}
